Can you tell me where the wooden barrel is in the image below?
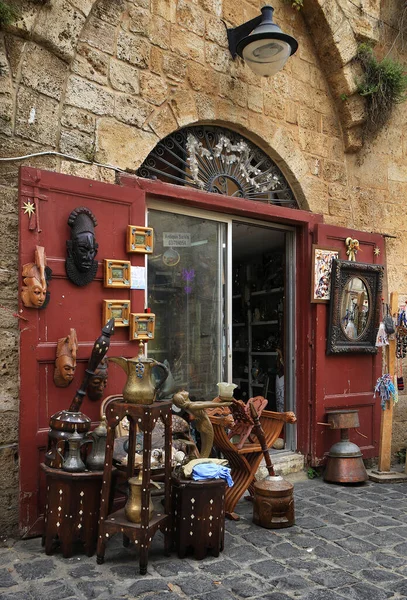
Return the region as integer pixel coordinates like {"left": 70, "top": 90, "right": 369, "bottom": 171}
{"left": 253, "top": 476, "right": 295, "bottom": 529}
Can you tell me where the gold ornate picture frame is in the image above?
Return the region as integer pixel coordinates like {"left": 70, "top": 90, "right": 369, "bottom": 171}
{"left": 127, "top": 226, "right": 154, "bottom": 254}
{"left": 311, "top": 245, "right": 339, "bottom": 304}
{"left": 104, "top": 259, "right": 131, "bottom": 288}
{"left": 130, "top": 313, "right": 155, "bottom": 341}
{"left": 102, "top": 300, "right": 131, "bottom": 327}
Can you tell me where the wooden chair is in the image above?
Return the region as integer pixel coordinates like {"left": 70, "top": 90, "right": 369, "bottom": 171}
{"left": 207, "top": 405, "right": 296, "bottom": 520}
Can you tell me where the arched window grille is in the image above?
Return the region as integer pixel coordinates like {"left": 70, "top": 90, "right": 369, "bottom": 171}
{"left": 137, "top": 125, "right": 297, "bottom": 208}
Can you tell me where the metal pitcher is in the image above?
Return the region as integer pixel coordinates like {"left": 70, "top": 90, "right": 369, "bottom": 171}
{"left": 109, "top": 343, "right": 169, "bottom": 405}
{"left": 86, "top": 418, "right": 108, "bottom": 471}
{"left": 58, "top": 427, "right": 92, "bottom": 472}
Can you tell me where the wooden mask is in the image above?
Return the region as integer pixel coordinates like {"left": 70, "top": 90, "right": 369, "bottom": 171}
{"left": 21, "top": 246, "right": 51, "bottom": 309}
{"left": 54, "top": 329, "right": 78, "bottom": 387}
{"left": 87, "top": 357, "right": 108, "bottom": 401}
{"left": 66, "top": 207, "right": 98, "bottom": 286}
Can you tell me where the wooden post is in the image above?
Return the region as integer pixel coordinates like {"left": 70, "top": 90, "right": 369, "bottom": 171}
{"left": 378, "top": 291, "right": 398, "bottom": 472}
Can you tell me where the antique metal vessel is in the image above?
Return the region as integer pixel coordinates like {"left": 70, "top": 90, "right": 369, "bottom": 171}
{"left": 124, "top": 473, "right": 154, "bottom": 523}
{"left": 58, "top": 427, "right": 92, "bottom": 473}
{"left": 109, "top": 342, "right": 169, "bottom": 404}
{"left": 253, "top": 475, "right": 295, "bottom": 529}
{"left": 86, "top": 418, "right": 108, "bottom": 471}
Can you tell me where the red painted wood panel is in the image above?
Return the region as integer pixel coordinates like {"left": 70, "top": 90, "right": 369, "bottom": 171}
{"left": 19, "top": 167, "right": 146, "bottom": 536}
{"left": 311, "top": 223, "right": 385, "bottom": 465}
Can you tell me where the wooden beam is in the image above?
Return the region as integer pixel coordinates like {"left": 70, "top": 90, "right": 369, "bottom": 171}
{"left": 378, "top": 291, "right": 398, "bottom": 472}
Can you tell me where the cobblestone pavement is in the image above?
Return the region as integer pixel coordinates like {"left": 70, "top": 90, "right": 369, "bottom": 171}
{"left": 1, "top": 476, "right": 407, "bottom": 600}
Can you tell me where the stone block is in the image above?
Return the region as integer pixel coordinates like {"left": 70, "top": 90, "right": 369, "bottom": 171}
{"left": 198, "top": 0, "right": 222, "bottom": 16}
{"left": 170, "top": 89, "right": 198, "bottom": 127}
{"left": 291, "top": 57, "right": 311, "bottom": 85}
{"left": 152, "top": 0, "right": 177, "bottom": 22}
{"left": 60, "top": 106, "right": 96, "bottom": 134}
{"left": 93, "top": 0, "right": 126, "bottom": 25}
{"left": 0, "top": 411, "right": 18, "bottom": 446}
{"left": 0, "top": 94, "right": 13, "bottom": 137}
{"left": 128, "top": 6, "right": 150, "bottom": 35}
{"left": 114, "top": 94, "right": 153, "bottom": 127}
{"left": 163, "top": 53, "right": 187, "bottom": 82}
{"left": 264, "top": 92, "right": 285, "bottom": 121}
{"left": 149, "top": 16, "right": 171, "bottom": 50}
{"left": 328, "top": 63, "right": 362, "bottom": 99}
{"left": 60, "top": 160, "right": 114, "bottom": 183}
{"left": 222, "top": 0, "right": 245, "bottom": 27}
{"left": 20, "top": 43, "right": 68, "bottom": 101}
{"left": 170, "top": 29, "right": 205, "bottom": 64}
{"left": 65, "top": 75, "right": 115, "bottom": 116}
{"left": 338, "top": 94, "right": 366, "bottom": 129}
{"left": 271, "top": 126, "right": 310, "bottom": 182}
{"left": 177, "top": 0, "right": 205, "bottom": 36}
{"left": 388, "top": 162, "right": 407, "bottom": 183}
{"left": 33, "top": 3, "right": 86, "bottom": 62}
{"left": 109, "top": 59, "right": 140, "bottom": 94}
{"left": 4, "top": 35, "right": 25, "bottom": 80}
{"left": 300, "top": 176, "right": 329, "bottom": 214}
{"left": 59, "top": 129, "right": 95, "bottom": 161}
{"left": 219, "top": 75, "right": 247, "bottom": 108}
{"left": 96, "top": 118, "right": 158, "bottom": 171}
{"left": 247, "top": 85, "right": 263, "bottom": 114}
{"left": 79, "top": 16, "right": 117, "bottom": 55}
{"left": 149, "top": 104, "right": 178, "bottom": 139}
{"left": 15, "top": 87, "right": 59, "bottom": 147}
{"left": 187, "top": 63, "right": 219, "bottom": 94}
{"left": 1, "top": 186, "right": 17, "bottom": 215}
{"left": 117, "top": 31, "right": 150, "bottom": 68}
{"left": 206, "top": 42, "right": 232, "bottom": 73}
{"left": 140, "top": 72, "right": 168, "bottom": 106}
{"left": 195, "top": 93, "right": 217, "bottom": 121}
{"left": 299, "top": 106, "right": 321, "bottom": 132}
{"left": 322, "top": 160, "right": 347, "bottom": 185}
{"left": 150, "top": 46, "right": 163, "bottom": 75}
{"left": 69, "top": 0, "right": 94, "bottom": 16}
{"left": 216, "top": 98, "right": 248, "bottom": 128}
{"left": 71, "top": 44, "right": 109, "bottom": 86}
{"left": 0, "top": 138, "right": 58, "bottom": 187}
{"left": 205, "top": 13, "right": 228, "bottom": 47}
{"left": 285, "top": 101, "right": 298, "bottom": 125}
{"left": 299, "top": 128, "right": 329, "bottom": 158}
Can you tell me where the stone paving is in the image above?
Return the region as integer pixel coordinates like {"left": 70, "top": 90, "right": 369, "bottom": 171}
{"left": 1, "top": 476, "right": 407, "bottom": 600}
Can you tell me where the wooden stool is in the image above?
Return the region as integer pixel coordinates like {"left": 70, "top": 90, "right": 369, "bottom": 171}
{"left": 172, "top": 476, "right": 226, "bottom": 559}
{"left": 96, "top": 398, "right": 172, "bottom": 575}
{"left": 41, "top": 464, "right": 103, "bottom": 558}
{"left": 253, "top": 476, "right": 295, "bottom": 529}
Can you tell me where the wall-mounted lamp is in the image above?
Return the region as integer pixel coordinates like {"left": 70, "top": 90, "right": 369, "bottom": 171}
{"left": 227, "top": 5, "right": 298, "bottom": 77}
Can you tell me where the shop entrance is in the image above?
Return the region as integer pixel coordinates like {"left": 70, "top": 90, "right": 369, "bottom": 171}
{"left": 147, "top": 207, "right": 296, "bottom": 450}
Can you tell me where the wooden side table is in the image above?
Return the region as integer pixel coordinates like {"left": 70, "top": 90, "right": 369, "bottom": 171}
{"left": 41, "top": 464, "right": 104, "bottom": 558}
{"left": 171, "top": 476, "right": 226, "bottom": 559}
{"left": 96, "top": 398, "right": 172, "bottom": 575}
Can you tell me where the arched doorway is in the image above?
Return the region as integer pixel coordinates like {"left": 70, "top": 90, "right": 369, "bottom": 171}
{"left": 138, "top": 126, "right": 299, "bottom": 451}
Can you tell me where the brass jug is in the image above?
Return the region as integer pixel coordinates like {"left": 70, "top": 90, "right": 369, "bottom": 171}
{"left": 109, "top": 342, "right": 169, "bottom": 405}
{"left": 86, "top": 418, "right": 108, "bottom": 471}
{"left": 124, "top": 472, "right": 154, "bottom": 523}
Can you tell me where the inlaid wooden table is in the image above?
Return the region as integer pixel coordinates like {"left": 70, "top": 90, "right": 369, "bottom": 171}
{"left": 171, "top": 475, "right": 226, "bottom": 559}
{"left": 41, "top": 463, "right": 104, "bottom": 558}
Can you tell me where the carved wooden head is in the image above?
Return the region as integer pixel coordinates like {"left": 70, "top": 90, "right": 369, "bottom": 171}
{"left": 21, "top": 246, "right": 50, "bottom": 308}
{"left": 66, "top": 207, "right": 98, "bottom": 286}
{"left": 54, "top": 329, "right": 78, "bottom": 387}
{"left": 87, "top": 357, "right": 108, "bottom": 401}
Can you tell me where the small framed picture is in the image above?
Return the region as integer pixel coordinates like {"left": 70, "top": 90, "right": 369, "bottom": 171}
{"left": 130, "top": 313, "right": 155, "bottom": 341}
{"left": 104, "top": 259, "right": 131, "bottom": 288}
{"left": 311, "top": 245, "right": 339, "bottom": 303}
{"left": 127, "top": 226, "right": 154, "bottom": 254}
{"left": 102, "top": 300, "right": 131, "bottom": 327}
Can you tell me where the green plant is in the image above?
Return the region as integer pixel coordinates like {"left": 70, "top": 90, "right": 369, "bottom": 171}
{"left": 340, "top": 93, "right": 348, "bottom": 102}
{"left": 0, "top": 1, "right": 19, "bottom": 28}
{"left": 307, "top": 467, "right": 320, "bottom": 479}
{"left": 396, "top": 448, "right": 406, "bottom": 464}
{"left": 356, "top": 43, "right": 407, "bottom": 141}
{"left": 283, "top": 0, "right": 304, "bottom": 11}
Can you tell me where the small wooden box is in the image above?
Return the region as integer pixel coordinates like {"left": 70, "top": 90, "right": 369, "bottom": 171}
{"left": 171, "top": 476, "right": 226, "bottom": 559}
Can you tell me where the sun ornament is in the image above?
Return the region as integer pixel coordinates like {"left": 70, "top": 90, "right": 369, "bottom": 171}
{"left": 22, "top": 201, "right": 35, "bottom": 217}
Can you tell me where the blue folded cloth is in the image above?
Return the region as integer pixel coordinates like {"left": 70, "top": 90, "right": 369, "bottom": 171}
{"left": 191, "top": 463, "right": 234, "bottom": 487}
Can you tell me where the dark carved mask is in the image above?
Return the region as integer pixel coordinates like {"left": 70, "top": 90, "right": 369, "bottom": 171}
{"left": 87, "top": 357, "right": 108, "bottom": 401}
{"left": 66, "top": 207, "right": 98, "bottom": 286}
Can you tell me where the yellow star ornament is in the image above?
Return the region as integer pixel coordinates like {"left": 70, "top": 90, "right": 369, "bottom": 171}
{"left": 374, "top": 246, "right": 381, "bottom": 256}
{"left": 22, "top": 201, "right": 35, "bottom": 217}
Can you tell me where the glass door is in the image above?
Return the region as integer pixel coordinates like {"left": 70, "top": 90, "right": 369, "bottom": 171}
{"left": 147, "top": 208, "right": 229, "bottom": 400}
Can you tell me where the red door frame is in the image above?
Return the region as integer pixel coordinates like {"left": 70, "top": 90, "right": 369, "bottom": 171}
{"left": 120, "top": 175, "right": 324, "bottom": 459}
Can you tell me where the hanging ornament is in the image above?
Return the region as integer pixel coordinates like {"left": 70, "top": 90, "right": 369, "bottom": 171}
{"left": 374, "top": 374, "right": 396, "bottom": 410}
{"left": 375, "top": 322, "right": 388, "bottom": 347}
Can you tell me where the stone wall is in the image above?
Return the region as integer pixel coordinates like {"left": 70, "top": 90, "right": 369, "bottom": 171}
{"left": 0, "top": 0, "right": 407, "bottom": 534}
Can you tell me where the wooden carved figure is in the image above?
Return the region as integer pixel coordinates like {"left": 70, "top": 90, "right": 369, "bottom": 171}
{"left": 21, "top": 245, "right": 51, "bottom": 308}
{"left": 87, "top": 357, "right": 108, "bottom": 401}
{"left": 54, "top": 329, "right": 78, "bottom": 388}
{"left": 66, "top": 207, "right": 98, "bottom": 286}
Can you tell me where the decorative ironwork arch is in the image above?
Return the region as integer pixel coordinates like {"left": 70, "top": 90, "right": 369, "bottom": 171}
{"left": 137, "top": 126, "right": 297, "bottom": 208}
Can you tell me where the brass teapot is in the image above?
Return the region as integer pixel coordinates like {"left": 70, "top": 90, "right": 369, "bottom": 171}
{"left": 109, "top": 342, "right": 169, "bottom": 405}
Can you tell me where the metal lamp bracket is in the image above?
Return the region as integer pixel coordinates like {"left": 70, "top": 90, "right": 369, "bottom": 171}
{"left": 225, "top": 16, "right": 262, "bottom": 59}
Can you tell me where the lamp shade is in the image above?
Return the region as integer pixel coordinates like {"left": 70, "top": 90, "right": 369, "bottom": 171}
{"left": 236, "top": 5, "right": 298, "bottom": 78}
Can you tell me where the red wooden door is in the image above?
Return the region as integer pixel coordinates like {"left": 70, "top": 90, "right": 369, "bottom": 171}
{"left": 311, "top": 223, "right": 385, "bottom": 465}
{"left": 19, "top": 167, "right": 146, "bottom": 536}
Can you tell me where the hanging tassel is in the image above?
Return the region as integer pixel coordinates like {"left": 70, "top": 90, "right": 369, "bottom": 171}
{"left": 375, "top": 322, "right": 388, "bottom": 347}
{"left": 374, "top": 374, "right": 396, "bottom": 410}
{"left": 393, "top": 375, "right": 399, "bottom": 404}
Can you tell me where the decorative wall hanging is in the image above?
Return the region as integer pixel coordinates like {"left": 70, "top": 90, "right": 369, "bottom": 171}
{"left": 104, "top": 259, "right": 131, "bottom": 288}
{"left": 126, "top": 226, "right": 154, "bottom": 254}
{"left": 102, "top": 299, "right": 130, "bottom": 327}
{"left": 137, "top": 125, "right": 297, "bottom": 208}
{"left": 345, "top": 237, "right": 360, "bottom": 262}
{"left": 130, "top": 313, "right": 155, "bottom": 341}
{"left": 311, "top": 245, "right": 339, "bottom": 304}
{"left": 54, "top": 328, "right": 78, "bottom": 388}
{"left": 21, "top": 245, "right": 52, "bottom": 309}
{"left": 66, "top": 207, "right": 98, "bottom": 287}
{"left": 162, "top": 248, "right": 180, "bottom": 267}
{"left": 327, "top": 259, "right": 384, "bottom": 354}
{"left": 87, "top": 357, "right": 108, "bottom": 402}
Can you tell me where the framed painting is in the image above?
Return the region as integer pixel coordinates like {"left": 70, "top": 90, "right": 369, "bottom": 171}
{"left": 127, "top": 226, "right": 154, "bottom": 254}
{"left": 311, "top": 245, "right": 339, "bottom": 303}
{"left": 104, "top": 259, "right": 131, "bottom": 288}
{"left": 130, "top": 313, "right": 155, "bottom": 341}
{"left": 102, "top": 300, "right": 130, "bottom": 327}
